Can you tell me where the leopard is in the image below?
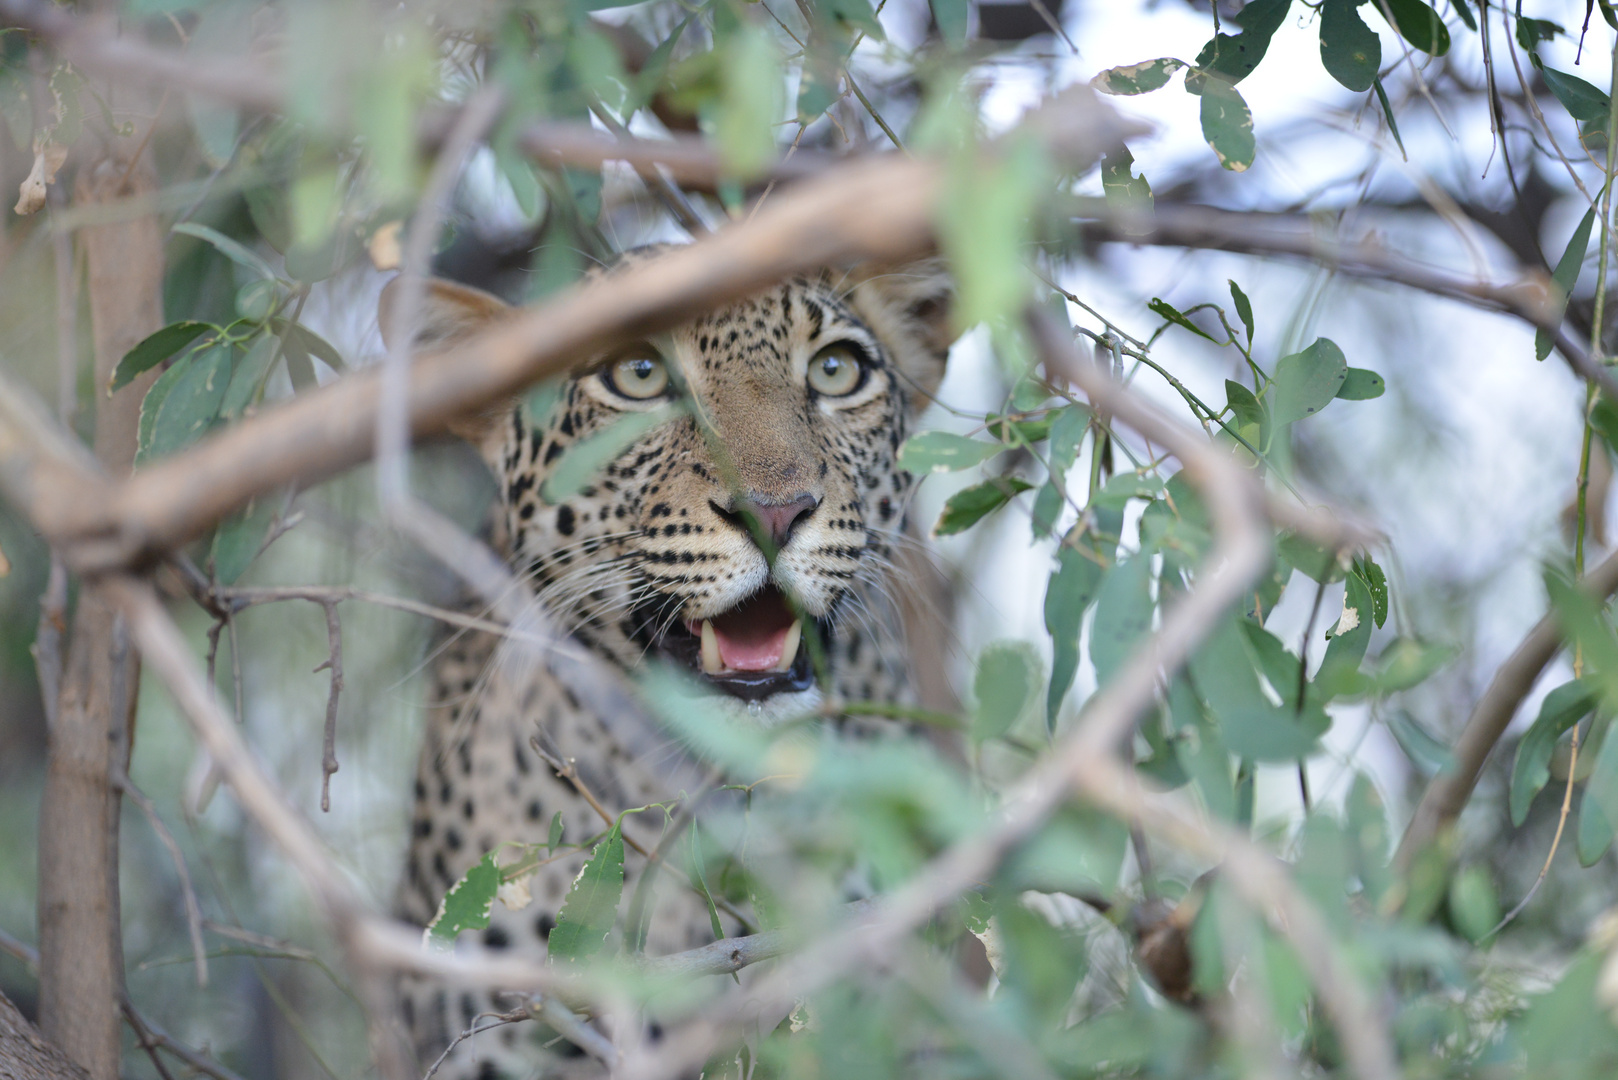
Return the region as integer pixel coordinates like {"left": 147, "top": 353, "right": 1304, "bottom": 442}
{"left": 381, "top": 249, "right": 956, "bottom": 1080}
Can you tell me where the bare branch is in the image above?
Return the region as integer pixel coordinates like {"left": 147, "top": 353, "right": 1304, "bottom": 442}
{"left": 114, "top": 769, "right": 208, "bottom": 988}
{"left": 313, "top": 602, "right": 343, "bottom": 814}
{"left": 1077, "top": 200, "right": 1618, "bottom": 398}
{"left": 1395, "top": 546, "right": 1618, "bottom": 869}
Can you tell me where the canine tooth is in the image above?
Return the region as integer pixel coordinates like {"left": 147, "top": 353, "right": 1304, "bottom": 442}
{"left": 777, "top": 621, "right": 802, "bottom": 672}
{"left": 700, "top": 620, "right": 723, "bottom": 674}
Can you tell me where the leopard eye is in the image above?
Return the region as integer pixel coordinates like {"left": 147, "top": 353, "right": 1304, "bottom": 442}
{"left": 602, "top": 348, "right": 670, "bottom": 400}
{"left": 807, "top": 342, "right": 867, "bottom": 397}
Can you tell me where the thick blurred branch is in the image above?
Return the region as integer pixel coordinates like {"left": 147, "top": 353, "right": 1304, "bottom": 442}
{"left": 0, "top": 90, "right": 1132, "bottom": 574}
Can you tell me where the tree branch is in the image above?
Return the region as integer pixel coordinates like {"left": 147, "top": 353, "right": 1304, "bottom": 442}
{"left": 1395, "top": 546, "right": 1618, "bottom": 869}
{"left": 1078, "top": 200, "right": 1618, "bottom": 399}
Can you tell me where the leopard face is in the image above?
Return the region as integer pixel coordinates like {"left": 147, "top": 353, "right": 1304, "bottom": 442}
{"left": 384, "top": 254, "right": 953, "bottom": 722}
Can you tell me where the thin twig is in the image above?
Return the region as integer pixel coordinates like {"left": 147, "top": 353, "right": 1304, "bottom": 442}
{"left": 313, "top": 601, "right": 343, "bottom": 813}
{"left": 115, "top": 769, "right": 208, "bottom": 988}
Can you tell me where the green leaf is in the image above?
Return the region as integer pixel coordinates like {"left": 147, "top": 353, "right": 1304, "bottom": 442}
{"left": 1168, "top": 676, "right": 1235, "bottom": 820}
{"left": 1225, "top": 378, "right": 1265, "bottom": 437}
{"left": 140, "top": 344, "right": 234, "bottom": 463}
{"left": 110, "top": 322, "right": 212, "bottom": 393}
{"left": 1091, "top": 472, "right": 1164, "bottom": 510}
{"left": 716, "top": 27, "right": 781, "bottom": 178}
{"left": 547, "top": 822, "right": 625, "bottom": 964}
{"left": 1030, "top": 405, "right": 1089, "bottom": 538}
{"left": 1270, "top": 337, "right": 1348, "bottom": 424}
{"left": 1545, "top": 564, "right": 1618, "bottom": 707}
{"left": 1374, "top": 0, "right": 1451, "bottom": 55}
{"left": 985, "top": 412, "right": 1054, "bottom": 443}
{"left": 1373, "top": 76, "right": 1406, "bottom": 157}
{"left": 1385, "top": 709, "right": 1455, "bottom": 774}
{"left": 1579, "top": 717, "right": 1618, "bottom": 865}
{"left": 220, "top": 335, "right": 280, "bottom": 421}
{"left": 1190, "top": 616, "right": 1328, "bottom": 761}
{"left": 932, "top": 477, "right": 1034, "bottom": 537}
{"left": 1320, "top": 0, "right": 1382, "bottom": 93}
{"left": 1451, "top": 0, "right": 1477, "bottom": 31}
{"left": 136, "top": 355, "right": 193, "bottom": 466}
{"left": 1534, "top": 59, "right": 1611, "bottom": 122}
{"left": 1369, "top": 637, "right": 1454, "bottom": 693}
{"left": 1510, "top": 679, "right": 1597, "bottom": 826}
{"left": 211, "top": 498, "right": 276, "bottom": 585}
{"left": 1337, "top": 367, "right": 1386, "bottom": 400}
{"left": 1515, "top": 16, "right": 1565, "bottom": 52}
{"left": 972, "top": 641, "right": 1042, "bottom": 742}
{"left": 1090, "top": 551, "right": 1155, "bottom": 686}
{"left": 171, "top": 221, "right": 277, "bottom": 281}
{"left": 270, "top": 319, "right": 345, "bottom": 370}
{"left": 425, "top": 852, "right": 501, "bottom": 950}
{"left": 1198, "top": 77, "right": 1255, "bottom": 172}
{"left": 547, "top": 811, "right": 565, "bottom": 852}
{"left": 1447, "top": 865, "right": 1499, "bottom": 943}
{"left": 1148, "top": 298, "right": 1218, "bottom": 342}
{"left": 1228, "top": 280, "right": 1255, "bottom": 342}
{"left": 1278, "top": 533, "right": 1346, "bottom": 583}
{"left": 1537, "top": 205, "right": 1596, "bottom": 361}
{"left": 930, "top": 0, "right": 968, "bottom": 47}
{"left": 1045, "top": 513, "right": 1117, "bottom": 723}
{"left": 1090, "top": 57, "right": 1185, "bottom": 96}
{"left": 898, "top": 431, "right": 1004, "bottom": 473}
{"left": 543, "top": 405, "right": 683, "bottom": 502}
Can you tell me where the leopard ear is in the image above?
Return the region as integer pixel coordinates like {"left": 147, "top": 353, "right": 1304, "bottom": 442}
{"left": 377, "top": 275, "right": 517, "bottom": 470}
{"left": 839, "top": 258, "right": 956, "bottom": 406}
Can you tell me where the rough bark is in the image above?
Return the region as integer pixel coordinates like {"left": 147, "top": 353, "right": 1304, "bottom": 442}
{"left": 0, "top": 988, "right": 91, "bottom": 1080}
{"left": 34, "top": 153, "right": 164, "bottom": 1080}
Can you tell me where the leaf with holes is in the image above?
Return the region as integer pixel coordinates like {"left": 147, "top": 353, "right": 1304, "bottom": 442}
{"left": 1354, "top": 554, "right": 1389, "bottom": 627}
{"left": 547, "top": 822, "right": 625, "bottom": 964}
{"left": 933, "top": 477, "right": 1035, "bottom": 537}
{"left": 1510, "top": 679, "right": 1597, "bottom": 826}
{"left": 424, "top": 852, "right": 501, "bottom": 950}
{"left": 899, "top": 431, "right": 1004, "bottom": 473}
{"left": 1091, "top": 57, "right": 1185, "bottom": 96}
{"left": 1270, "top": 338, "right": 1348, "bottom": 424}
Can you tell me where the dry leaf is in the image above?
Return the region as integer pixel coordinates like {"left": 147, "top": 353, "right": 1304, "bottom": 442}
{"left": 368, "top": 220, "right": 403, "bottom": 271}
{"left": 14, "top": 139, "right": 67, "bottom": 216}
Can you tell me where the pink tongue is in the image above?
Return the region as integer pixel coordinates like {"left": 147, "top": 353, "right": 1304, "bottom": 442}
{"left": 714, "top": 623, "right": 792, "bottom": 671}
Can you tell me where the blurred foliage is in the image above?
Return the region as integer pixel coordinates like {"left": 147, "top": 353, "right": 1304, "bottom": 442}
{"left": 10, "top": 0, "right": 1618, "bottom": 1078}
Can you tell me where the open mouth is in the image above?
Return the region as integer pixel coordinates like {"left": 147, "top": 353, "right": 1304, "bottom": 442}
{"left": 644, "top": 584, "right": 823, "bottom": 702}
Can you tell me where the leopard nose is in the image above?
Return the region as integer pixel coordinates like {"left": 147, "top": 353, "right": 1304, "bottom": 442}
{"left": 711, "top": 494, "right": 820, "bottom": 551}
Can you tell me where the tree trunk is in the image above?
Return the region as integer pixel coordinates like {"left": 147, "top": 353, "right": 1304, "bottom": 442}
{"left": 34, "top": 151, "right": 164, "bottom": 1080}
{"left": 0, "top": 987, "right": 91, "bottom": 1080}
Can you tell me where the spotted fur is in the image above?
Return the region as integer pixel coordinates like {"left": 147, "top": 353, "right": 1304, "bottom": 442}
{"left": 386, "top": 253, "right": 954, "bottom": 1078}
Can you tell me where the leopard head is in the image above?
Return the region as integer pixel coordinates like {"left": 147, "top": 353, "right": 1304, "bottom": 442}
{"left": 381, "top": 253, "right": 953, "bottom": 720}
